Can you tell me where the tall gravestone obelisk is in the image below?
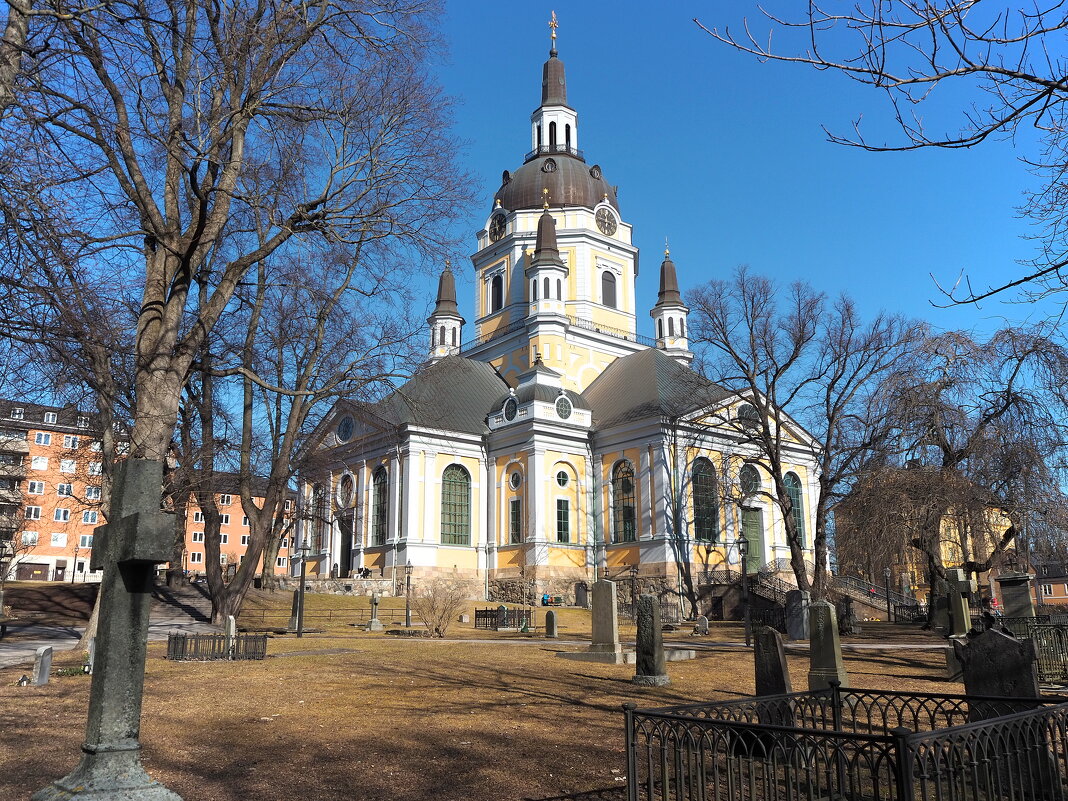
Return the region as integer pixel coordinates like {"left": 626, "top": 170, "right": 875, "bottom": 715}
{"left": 34, "top": 459, "right": 182, "bottom": 801}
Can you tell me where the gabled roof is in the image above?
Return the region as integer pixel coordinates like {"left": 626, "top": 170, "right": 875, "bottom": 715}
{"left": 369, "top": 356, "right": 509, "bottom": 435}
{"left": 582, "top": 348, "right": 731, "bottom": 428}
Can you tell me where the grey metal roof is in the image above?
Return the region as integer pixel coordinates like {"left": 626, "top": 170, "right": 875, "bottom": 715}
{"left": 509, "top": 384, "right": 590, "bottom": 410}
{"left": 494, "top": 155, "right": 619, "bottom": 212}
{"left": 581, "top": 348, "right": 731, "bottom": 428}
{"left": 372, "top": 356, "right": 508, "bottom": 435}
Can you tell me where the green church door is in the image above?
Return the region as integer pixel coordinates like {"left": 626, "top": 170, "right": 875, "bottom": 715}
{"left": 740, "top": 508, "right": 764, "bottom": 574}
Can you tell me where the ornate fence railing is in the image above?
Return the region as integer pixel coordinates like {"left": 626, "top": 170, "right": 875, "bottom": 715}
{"left": 618, "top": 600, "right": 682, "bottom": 625}
{"left": 473, "top": 607, "right": 532, "bottom": 630}
{"left": 623, "top": 683, "right": 1068, "bottom": 801}
{"left": 166, "top": 632, "right": 267, "bottom": 661}
{"left": 832, "top": 574, "right": 914, "bottom": 607}
{"left": 751, "top": 606, "right": 786, "bottom": 633}
{"left": 1031, "top": 624, "right": 1068, "bottom": 685}
{"left": 892, "top": 602, "right": 927, "bottom": 624}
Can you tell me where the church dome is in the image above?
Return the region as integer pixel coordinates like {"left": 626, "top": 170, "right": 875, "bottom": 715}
{"left": 493, "top": 155, "right": 619, "bottom": 212}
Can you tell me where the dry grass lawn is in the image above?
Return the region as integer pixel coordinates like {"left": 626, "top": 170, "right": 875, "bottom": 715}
{"left": 1, "top": 602, "right": 955, "bottom": 801}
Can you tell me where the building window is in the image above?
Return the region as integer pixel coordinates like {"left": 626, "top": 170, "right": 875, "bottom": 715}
{"left": 556, "top": 498, "right": 570, "bottom": 543}
{"left": 372, "top": 467, "right": 388, "bottom": 546}
{"left": 86, "top": 486, "right": 101, "bottom": 500}
{"left": 60, "top": 459, "right": 76, "bottom": 474}
{"left": 783, "top": 472, "right": 805, "bottom": 548}
{"left": 27, "top": 481, "right": 44, "bottom": 495}
{"left": 241, "top": 534, "right": 250, "bottom": 545}
{"left": 276, "top": 557, "right": 287, "bottom": 568}
{"left": 544, "top": 276, "right": 550, "bottom": 300}
{"left": 739, "top": 464, "right": 761, "bottom": 496}
{"left": 491, "top": 275, "right": 503, "bottom": 313}
{"left": 612, "top": 460, "right": 637, "bottom": 543}
{"left": 25, "top": 505, "right": 41, "bottom": 520}
{"left": 242, "top": 516, "right": 249, "bottom": 527}
{"left": 192, "top": 531, "right": 205, "bottom": 543}
{"left": 1043, "top": 584, "right": 1054, "bottom": 596}
{"left": 219, "top": 494, "right": 232, "bottom": 506}
{"left": 43, "top": 412, "right": 56, "bottom": 423}
{"left": 50, "top": 532, "right": 66, "bottom": 547}
{"left": 557, "top": 278, "right": 562, "bottom": 300}
{"left": 556, "top": 470, "right": 569, "bottom": 487}
{"left": 189, "top": 551, "right": 203, "bottom": 564}
{"left": 77, "top": 416, "right": 89, "bottom": 428}
{"left": 531, "top": 279, "right": 538, "bottom": 301}
{"left": 220, "top": 533, "right": 228, "bottom": 544}
{"left": 193, "top": 511, "right": 204, "bottom": 523}
{"left": 220, "top": 514, "right": 230, "bottom": 526}
{"left": 285, "top": 500, "right": 293, "bottom": 511}
{"left": 692, "top": 458, "right": 719, "bottom": 541}
{"left": 21, "top": 531, "right": 38, "bottom": 546}
{"left": 88, "top": 462, "right": 102, "bottom": 475}
{"left": 9, "top": 408, "right": 23, "bottom": 419}
{"left": 82, "top": 511, "right": 98, "bottom": 524}
{"left": 602, "top": 272, "right": 617, "bottom": 308}
{"left": 54, "top": 508, "right": 70, "bottom": 522}
{"left": 63, "top": 435, "right": 79, "bottom": 449}
{"left": 281, "top": 537, "right": 289, "bottom": 549}
{"left": 509, "top": 498, "right": 522, "bottom": 544}
{"left": 440, "top": 464, "right": 471, "bottom": 546}
{"left": 30, "top": 456, "right": 47, "bottom": 470}
{"left": 736, "top": 403, "right": 760, "bottom": 426}
{"left": 34, "top": 432, "right": 51, "bottom": 446}
{"left": 57, "top": 483, "right": 73, "bottom": 497}
{"left": 90, "top": 441, "right": 102, "bottom": 452}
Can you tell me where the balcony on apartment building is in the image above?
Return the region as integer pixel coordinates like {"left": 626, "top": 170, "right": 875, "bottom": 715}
{"left": 0, "top": 427, "right": 29, "bottom": 454}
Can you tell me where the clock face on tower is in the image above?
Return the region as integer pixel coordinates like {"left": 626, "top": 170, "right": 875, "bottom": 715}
{"left": 596, "top": 208, "right": 617, "bottom": 236}
{"left": 489, "top": 213, "right": 507, "bottom": 242}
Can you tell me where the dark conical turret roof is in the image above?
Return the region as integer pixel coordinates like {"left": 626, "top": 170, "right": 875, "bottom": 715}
{"left": 535, "top": 209, "right": 559, "bottom": 257}
{"left": 655, "top": 250, "right": 683, "bottom": 306}
{"left": 541, "top": 49, "right": 568, "bottom": 107}
{"left": 431, "top": 263, "right": 459, "bottom": 317}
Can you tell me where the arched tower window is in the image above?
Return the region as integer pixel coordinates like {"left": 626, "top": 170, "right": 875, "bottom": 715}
{"left": 658, "top": 319, "right": 663, "bottom": 339}
{"left": 668, "top": 318, "right": 675, "bottom": 336}
{"left": 565, "top": 123, "right": 571, "bottom": 149}
{"left": 544, "top": 277, "right": 550, "bottom": 300}
{"left": 441, "top": 464, "right": 471, "bottom": 545}
{"left": 491, "top": 275, "right": 503, "bottom": 313}
{"left": 532, "top": 280, "right": 538, "bottom": 301}
{"left": 439, "top": 326, "right": 445, "bottom": 347}
{"left": 692, "top": 458, "right": 719, "bottom": 541}
{"left": 612, "top": 460, "right": 637, "bottom": 543}
{"left": 431, "top": 328, "right": 436, "bottom": 347}
{"left": 452, "top": 328, "right": 457, "bottom": 347}
{"left": 602, "top": 272, "right": 617, "bottom": 308}
{"left": 783, "top": 472, "right": 805, "bottom": 548}
{"left": 536, "top": 123, "right": 542, "bottom": 148}
{"left": 372, "top": 467, "right": 388, "bottom": 546}
{"left": 680, "top": 318, "right": 686, "bottom": 337}
{"left": 557, "top": 279, "right": 562, "bottom": 300}
{"left": 549, "top": 121, "right": 557, "bottom": 148}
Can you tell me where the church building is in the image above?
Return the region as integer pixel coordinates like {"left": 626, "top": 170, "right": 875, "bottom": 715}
{"left": 298, "top": 26, "right": 819, "bottom": 604}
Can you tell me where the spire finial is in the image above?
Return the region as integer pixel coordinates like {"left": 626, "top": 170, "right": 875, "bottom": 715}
{"left": 664, "top": 237, "right": 670, "bottom": 257}
{"left": 445, "top": 259, "right": 451, "bottom": 271}
{"left": 549, "top": 10, "right": 558, "bottom": 51}
{"left": 542, "top": 188, "right": 550, "bottom": 210}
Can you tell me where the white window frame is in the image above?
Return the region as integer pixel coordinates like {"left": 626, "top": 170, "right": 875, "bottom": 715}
{"left": 220, "top": 514, "right": 230, "bottom": 526}
{"left": 241, "top": 534, "right": 250, "bottom": 545}
{"left": 88, "top": 462, "right": 102, "bottom": 476}
{"left": 220, "top": 533, "right": 228, "bottom": 544}
{"left": 219, "top": 494, "right": 232, "bottom": 506}
{"left": 191, "top": 531, "right": 205, "bottom": 543}
{"left": 43, "top": 412, "right": 57, "bottom": 424}
{"left": 192, "top": 510, "right": 204, "bottom": 523}
{"left": 77, "top": 415, "right": 89, "bottom": 428}
{"left": 21, "top": 530, "right": 38, "bottom": 545}
{"left": 57, "top": 483, "right": 73, "bottom": 497}
{"left": 25, "top": 505, "right": 41, "bottom": 520}
{"left": 276, "top": 556, "right": 287, "bottom": 568}
{"left": 189, "top": 551, "right": 203, "bottom": 564}
{"left": 242, "top": 516, "right": 249, "bottom": 527}
{"left": 63, "top": 435, "right": 79, "bottom": 449}
{"left": 60, "top": 459, "right": 76, "bottom": 474}
{"left": 10, "top": 407, "right": 24, "bottom": 419}
{"left": 54, "top": 508, "right": 70, "bottom": 522}
{"left": 34, "top": 432, "right": 51, "bottom": 446}
{"left": 82, "top": 510, "right": 98, "bottom": 524}
{"left": 1043, "top": 584, "right": 1054, "bottom": 596}
{"left": 79, "top": 534, "right": 94, "bottom": 549}
{"left": 50, "top": 532, "right": 66, "bottom": 547}
{"left": 85, "top": 486, "right": 101, "bottom": 500}
{"left": 30, "top": 456, "right": 47, "bottom": 470}
{"left": 27, "top": 480, "right": 44, "bottom": 495}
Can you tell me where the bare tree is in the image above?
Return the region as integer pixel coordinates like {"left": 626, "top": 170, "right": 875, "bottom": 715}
{"left": 695, "top": 3, "right": 1068, "bottom": 304}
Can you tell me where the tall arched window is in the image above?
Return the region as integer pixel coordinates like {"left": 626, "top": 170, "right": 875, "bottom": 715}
{"left": 680, "top": 318, "right": 686, "bottom": 337}
{"left": 536, "top": 123, "right": 542, "bottom": 148}
{"left": 441, "top": 464, "right": 471, "bottom": 545}
{"left": 372, "top": 467, "right": 388, "bottom": 546}
{"left": 431, "top": 328, "right": 436, "bottom": 347}
{"left": 544, "top": 277, "right": 550, "bottom": 300}
{"left": 451, "top": 328, "right": 457, "bottom": 346}
{"left": 557, "top": 279, "right": 562, "bottom": 300}
{"left": 532, "top": 279, "right": 538, "bottom": 301}
{"left": 491, "top": 275, "right": 503, "bottom": 313}
{"left": 549, "top": 121, "right": 557, "bottom": 148}
{"left": 668, "top": 318, "right": 675, "bottom": 336}
{"left": 565, "top": 123, "right": 571, "bottom": 149}
{"left": 692, "top": 458, "right": 719, "bottom": 541}
{"left": 602, "top": 272, "right": 617, "bottom": 308}
{"left": 783, "top": 472, "right": 805, "bottom": 548}
{"left": 658, "top": 319, "right": 663, "bottom": 338}
{"left": 612, "top": 460, "right": 637, "bottom": 542}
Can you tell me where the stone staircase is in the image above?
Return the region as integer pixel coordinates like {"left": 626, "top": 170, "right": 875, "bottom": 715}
{"left": 151, "top": 581, "right": 213, "bottom": 623}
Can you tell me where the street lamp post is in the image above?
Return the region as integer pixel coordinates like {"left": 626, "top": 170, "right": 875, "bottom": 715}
{"left": 884, "top": 566, "right": 893, "bottom": 623}
{"left": 296, "top": 543, "right": 310, "bottom": 638}
{"left": 71, "top": 545, "right": 80, "bottom": 584}
{"left": 738, "top": 533, "right": 751, "bottom": 648}
{"left": 630, "top": 564, "right": 639, "bottom": 613}
{"left": 405, "top": 561, "right": 413, "bottom": 628}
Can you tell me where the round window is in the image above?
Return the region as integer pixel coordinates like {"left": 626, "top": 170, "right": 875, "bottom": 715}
{"left": 739, "top": 464, "right": 761, "bottom": 496}
{"left": 556, "top": 470, "right": 569, "bottom": 487}
{"left": 337, "top": 473, "right": 355, "bottom": 507}
{"left": 509, "top": 471, "right": 522, "bottom": 490}
{"left": 555, "top": 395, "right": 573, "bottom": 419}
{"left": 504, "top": 398, "right": 518, "bottom": 421}
{"left": 337, "top": 415, "right": 355, "bottom": 442}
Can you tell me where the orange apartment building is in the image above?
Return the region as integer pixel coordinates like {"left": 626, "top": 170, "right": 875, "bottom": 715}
{"left": 0, "top": 400, "right": 292, "bottom": 582}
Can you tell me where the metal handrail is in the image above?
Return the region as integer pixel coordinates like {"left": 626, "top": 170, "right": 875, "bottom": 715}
{"left": 833, "top": 574, "right": 914, "bottom": 607}
{"left": 524, "top": 144, "right": 585, "bottom": 162}
{"left": 459, "top": 313, "right": 655, "bottom": 355}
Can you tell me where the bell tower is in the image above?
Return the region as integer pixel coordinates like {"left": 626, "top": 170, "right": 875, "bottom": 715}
{"left": 427, "top": 262, "right": 465, "bottom": 362}
{"left": 650, "top": 246, "right": 693, "bottom": 366}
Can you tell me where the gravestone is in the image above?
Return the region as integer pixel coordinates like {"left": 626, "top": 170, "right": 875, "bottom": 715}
{"left": 837, "top": 597, "right": 860, "bottom": 636}
{"left": 784, "top": 589, "right": 810, "bottom": 640}
{"left": 927, "top": 575, "right": 951, "bottom": 631}
{"left": 694, "top": 615, "right": 709, "bottom": 636}
{"left": 556, "top": 579, "right": 623, "bottom": 663}
{"left": 947, "top": 568, "right": 976, "bottom": 638}
{"left": 224, "top": 615, "right": 237, "bottom": 659}
{"left": 366, "top": 591, "right": 384, "bottom": 631}
{"left": 545, "top": 610, "right": 558, "bottom": 639}
{"left": 955, "top": 628, "right": 1040, "bottom": 705}
{"left": 33, "top": 646, "right": 53, "bottom": 686}
{"left": 996, "top": 572, "right": 1037, "bottom": 619}
{"left": 458, "top": 613, "right": 470, "bottom": 624}
{"left": 287, "top": 590, "right": 300, "bottom": 630}
{"left": 85, "top": 638, "right": 96, "bottom": 676}
{"left": 34, "top": 459, "right": 181, "bottom": 801}
{"left": 575, "top": 582, "right": 589, "bottom": 609}
{"left": 807, "top": 600, "right": 850, "bottom": 691}
{"left": 754, "top": 626, "right": 792, "bottom": 696}
{"left": 632, "top": 594, "right": 669, "bottom": 686}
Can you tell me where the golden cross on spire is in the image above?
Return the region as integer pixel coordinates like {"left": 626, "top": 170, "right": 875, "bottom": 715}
{"left": 665, "top": 237, "right": 670, "bottom": 257}
{"left": 549, "top": 10, "right": 558, "bottom": 43}
{"left": 542, "top": 187, "right": 550, "bottom": 209}
{"left": 445, "top": 259, "right": 451, "bottom": 270}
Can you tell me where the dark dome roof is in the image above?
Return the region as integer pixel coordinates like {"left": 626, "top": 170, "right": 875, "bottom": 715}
{"left": 494, "top": 155, "right": 619, "bottom": 212}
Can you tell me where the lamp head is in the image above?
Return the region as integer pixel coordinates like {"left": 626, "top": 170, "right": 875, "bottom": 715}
{"left": 737, "top": 534, "right": 749, "bottom": 557}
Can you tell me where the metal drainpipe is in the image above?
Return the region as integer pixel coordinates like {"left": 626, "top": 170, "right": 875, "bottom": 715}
{"left": 587, "top": 433, "right": 601, "bottom": 581}
{"left": 482, "top": 434, "right": 491, "bottom": 601}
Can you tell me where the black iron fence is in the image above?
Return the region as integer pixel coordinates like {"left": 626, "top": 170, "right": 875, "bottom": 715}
{"left": 751, "top": 606, "right": 786, "bottom": 633}
{"left": 166, "top": 632, "right": 267, "bottom": 661}
{"left": 617, "top": 600, "right": 682, "bottom": 625}
{"left": 970, "top": 613, "right": 1052, "bottom": 637}
{"left": 624, "top": 684, "right": 1068, "bottom": 801}
{"left": 474, "top": 607, "right": 532, "bottom": 630}
{"left": 892, "top": 602, "right": 926, "bottom": 624}
{"left": 1031, "top": 624, "right": 1068, "bottom": 685}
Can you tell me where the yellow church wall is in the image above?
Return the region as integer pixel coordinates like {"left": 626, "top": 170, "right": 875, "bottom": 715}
{"left": 600, "top": 448, "right": 645, "bottom": 544}
{"left": 545, "top": 453, "right": 587, "bottom": 545}
{"left": 546, "top": 546, "right": 586, "bottom": 569}
{"left": 496, "top": 545, "right": 523, "bottom": 570}
{"left": 431, "top": 547, "right": 480, "bottom": 571}
{"left": 606, "top": 544, "right": 639, "bottom": 568}
{"left": 495, "top": 454, "right": 528, "bottom": 547}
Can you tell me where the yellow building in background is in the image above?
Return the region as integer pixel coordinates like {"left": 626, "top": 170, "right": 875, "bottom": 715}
{"left": 298, "top": 35, "right": 820, "bottom": 601}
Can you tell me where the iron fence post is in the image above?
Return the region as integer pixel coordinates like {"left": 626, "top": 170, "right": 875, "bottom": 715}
{"left": 890, "top": 726, "right": 914, "bottom": 801}
{"left": 623, "top": 703, "right": 638, "bottom": 801}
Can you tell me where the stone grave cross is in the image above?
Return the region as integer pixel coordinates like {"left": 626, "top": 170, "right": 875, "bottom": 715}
{"left": 946, "top": 568, "right": 977, "bottom": 638}
{"left": 34, "top": 459, "right": 181, "bottom": 801}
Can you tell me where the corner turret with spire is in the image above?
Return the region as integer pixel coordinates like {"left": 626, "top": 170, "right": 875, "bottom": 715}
{"left": 428, "top": 261, "right": 465, "bottom": 362}
{"left": 650, "top": 243, "right": 693, "bottom": 366}
{"left": 530, "top": 11, "right": 579, "bottom": 159}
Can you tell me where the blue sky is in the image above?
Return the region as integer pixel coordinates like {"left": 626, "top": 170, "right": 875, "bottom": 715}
{"left": 430, "top": 3, "right": 1048, "bottom": 338}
